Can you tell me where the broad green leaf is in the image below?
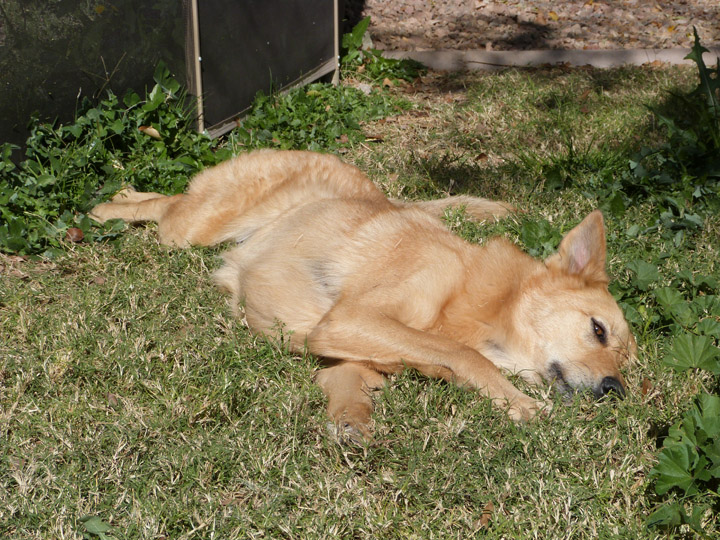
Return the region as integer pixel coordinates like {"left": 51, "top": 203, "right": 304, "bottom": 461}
{"left": 694, "top": 295, "right": 720, "bottom": 315}
{"left": 109, "top": 119, "right": 125, "bottom": 135}
{"left": 606, "top": 191, "right": 626, "bottom": 216}
{"left": 692, "top": 393, "right": 720, "bottom": 437}
{"left": 144, "top": 84, "right": 165, "bottom": 112}
{"left": 706, "top": 439, "right": 720, "bottom": 478}
{"left": 342, "top": 16, "right": 371, "bottom": 51}
{"left": 695, "top": 275, "right": 719, "bottom": 291}
{"left": 647, "top": 502, "right": 684, "bottom": 528}
{"left": 79, "top": 515, "right": 112, "bottom": 535}
{"left": 685, "top": 27, "right": 720, "bottom": 111}
{"left": 654, "top": 287, "right": 696, "bottom": 327}
{"left": 664, "top": 334, "right": 720, "bottom": 373}
{"left": 696, "top": 318, "right": 720, "bottom": 337}
{"left": 652, "top": 442, "right": 697, "bottom": 495}
{"left": 123, "top": 90, "right": 141, "bottom": 107}
{"left": 627, "top": 259, "right": 658, "bottom": 291}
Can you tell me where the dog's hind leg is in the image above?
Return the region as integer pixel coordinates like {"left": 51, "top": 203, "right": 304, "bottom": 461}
{"left": 90, "top": 193, "right": 184, "bottom": 222}
{"left": 91, "top": 190, "right": 228, "bottom": 247}
{"left": 90, "top": 194, "right": 207, "bottom": 247}
{"left": 110, "top": 186, "right": 166, "bottom": 203}
{"left": 90, "top": 194, "right": 183, "bottom": 225}
{"left": 315, "top": 361, "right": 386, "bottom": 441}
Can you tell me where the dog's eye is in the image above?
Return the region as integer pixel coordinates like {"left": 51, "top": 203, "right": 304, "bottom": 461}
{"left": 591, "top": 318, "right": 607, "bottom": 344}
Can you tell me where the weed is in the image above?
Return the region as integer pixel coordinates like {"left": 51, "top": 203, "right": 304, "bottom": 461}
{"left": 341, "top": 17, "right": 425, "bottom": 83}
{"left": 229, "top": 82, "right": 406, "bottom": 152}
{"left": 0, "top": 63, "right": 228, "bottom": 257}
{"left": 601, "top": 32, "right": 720, "bottom": 535}
{"left": 596, "top": 30, "right": 720, "bottom": 245}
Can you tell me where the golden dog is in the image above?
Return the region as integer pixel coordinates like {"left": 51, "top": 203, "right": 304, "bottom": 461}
{"left": 91, "top": 150, "right": 635, "bottom": 438}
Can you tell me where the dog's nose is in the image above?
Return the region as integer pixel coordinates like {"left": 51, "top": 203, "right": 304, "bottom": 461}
{"left": 598, "top": 376, "right": 625, "bottom": 399}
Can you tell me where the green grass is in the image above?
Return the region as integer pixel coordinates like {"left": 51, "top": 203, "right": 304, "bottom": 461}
{"left": 2, "top": 63, "right": 719, "bottom": 538}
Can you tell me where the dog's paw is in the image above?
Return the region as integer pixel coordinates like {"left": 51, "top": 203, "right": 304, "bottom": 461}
{"left": 88, "top": 202, "right": 118, "bottom": 224}
{"left": 506, "top": 395, "right": 551, "bottom": 422}
{"left": 325, "top": 420, "right": 370, "bottom": 445}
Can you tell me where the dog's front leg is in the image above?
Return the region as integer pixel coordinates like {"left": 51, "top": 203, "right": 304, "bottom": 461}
{"left": 307, "top": 305, "right": 546, "bottom": 422}
{"left": 315, "top": 361, "right": 386, "bottom": 441}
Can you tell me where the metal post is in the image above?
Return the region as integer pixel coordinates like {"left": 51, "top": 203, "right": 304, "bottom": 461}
{"left": 332, "top": 0, "right": 340, "bottom": 86}
{"left": 190, "top": 0, "right": 205, "bottom": 132}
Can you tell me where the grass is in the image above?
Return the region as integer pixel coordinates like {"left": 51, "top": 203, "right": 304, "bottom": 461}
{"left": 2, "top": 63, "right": 719, "bottom": 538}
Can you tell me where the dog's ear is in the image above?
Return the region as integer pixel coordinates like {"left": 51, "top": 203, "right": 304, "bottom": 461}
{"left": 545, "top": 210, "right": 608, "bottom": 284}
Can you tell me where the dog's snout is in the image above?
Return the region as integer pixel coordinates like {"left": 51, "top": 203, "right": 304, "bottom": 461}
{"left": 597, "top": 376, "right": 625, "bottom": 399}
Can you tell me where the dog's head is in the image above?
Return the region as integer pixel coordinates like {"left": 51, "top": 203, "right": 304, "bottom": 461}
{"left": 517, "top": 211, "right": 636, "bottom": 399}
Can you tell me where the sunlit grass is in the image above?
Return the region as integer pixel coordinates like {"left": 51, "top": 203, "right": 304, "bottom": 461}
{"left": 2, "top": 64, "right": 718, "bottom": 538}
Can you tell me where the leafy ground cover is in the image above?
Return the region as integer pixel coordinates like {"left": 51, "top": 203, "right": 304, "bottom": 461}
{"left": 1, "top": 30, "right": 719, "bottom": 539}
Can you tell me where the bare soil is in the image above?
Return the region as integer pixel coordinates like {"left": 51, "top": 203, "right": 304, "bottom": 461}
{"left": 360, "top": 0, "right": 720, "bottom": 51}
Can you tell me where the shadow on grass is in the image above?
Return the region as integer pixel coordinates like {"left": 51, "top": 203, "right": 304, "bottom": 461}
{"left": 400, "top": 64, "right": 699, "bottom": 198}
{"left": 406, "top": 152, "right": 526, "bottom": 200}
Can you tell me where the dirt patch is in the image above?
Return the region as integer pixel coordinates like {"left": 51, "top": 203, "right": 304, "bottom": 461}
{"left": 360, "top": 0, "right": 720, "bottom": 51}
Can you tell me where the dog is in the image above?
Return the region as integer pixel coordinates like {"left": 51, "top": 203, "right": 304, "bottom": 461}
{"left": 91, "top": 149, "right": 636, "bottom": 438}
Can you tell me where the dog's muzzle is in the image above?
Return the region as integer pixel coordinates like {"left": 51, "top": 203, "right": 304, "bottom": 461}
{"left": 593, "top": 376, "right": 626, "bottom": 400}
{"left": 549, "top": 362, "right": 626, "bottom": 400}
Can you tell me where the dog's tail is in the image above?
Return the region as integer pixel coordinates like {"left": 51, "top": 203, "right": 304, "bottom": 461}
{"left": 391, "top": 195, "right": 513, "bottom": 221}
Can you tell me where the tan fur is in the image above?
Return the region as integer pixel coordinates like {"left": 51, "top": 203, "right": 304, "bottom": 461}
{"left": 91, "top": 149, "right": 636, "bottom": 436}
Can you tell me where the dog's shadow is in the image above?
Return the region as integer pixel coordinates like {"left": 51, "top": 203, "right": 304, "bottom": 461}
{"left": 408, "top": 152, "right": 516, "bottom": 202}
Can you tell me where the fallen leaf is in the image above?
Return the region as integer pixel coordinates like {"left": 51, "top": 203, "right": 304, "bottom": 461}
{"left": 356, "top": 83, "right": 372, "bottom": 95}
{"left": 641, "top": 378, "right": 653, "bottom": 396}
{"left": 9, "top": 268, "right": 29, "bottom": 279}
{"left": 479, "top": 501, "right": 494, "bottom": 528}
{"left": 5, "top": 255, "right": 28, "bottom": 263}
{"left": 579, "top": 88, "right": 592, "bottom": 101}
{"left": 65, "top": 227, "right": 84, "bottom": 243}
{"left": 548, "top": 11, "right": 559, "bottom": 21}
{"left": 139, "top": 125, "right": 162, "bottom": 139}
{"left": 337, "top": 134, "right": 350, "bottom": 144}
{"left": 9, "top": 457, "right": 26, "bottom": 471}
{"left": 644, "top": 59, "right": 666, "bottom": 68}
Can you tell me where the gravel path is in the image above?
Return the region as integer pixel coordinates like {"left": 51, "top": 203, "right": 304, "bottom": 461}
{"left": 361, "top": 0, "right": 720, "bottom": 51}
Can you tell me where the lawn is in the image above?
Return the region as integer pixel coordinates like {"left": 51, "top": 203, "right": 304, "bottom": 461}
{"left": 1, "top": 55, "right": 719, "bottom": 538}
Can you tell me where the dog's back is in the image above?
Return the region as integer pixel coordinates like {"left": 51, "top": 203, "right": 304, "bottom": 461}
{"left": 91, "top": 150, "right": 509, "bottom": 247}
{"left": 161, "top": 150, "right": 392, "bottom": 246}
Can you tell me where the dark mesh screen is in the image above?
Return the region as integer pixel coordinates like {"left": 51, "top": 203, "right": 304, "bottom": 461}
{"left": 197, "top": 0, "right": 337, "bottom": 133}
{"left": 0, "top": 0, "right": 339, "bottom": 152}
{"left": 0, "top": 0, "right": 187, "bottom": 151}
